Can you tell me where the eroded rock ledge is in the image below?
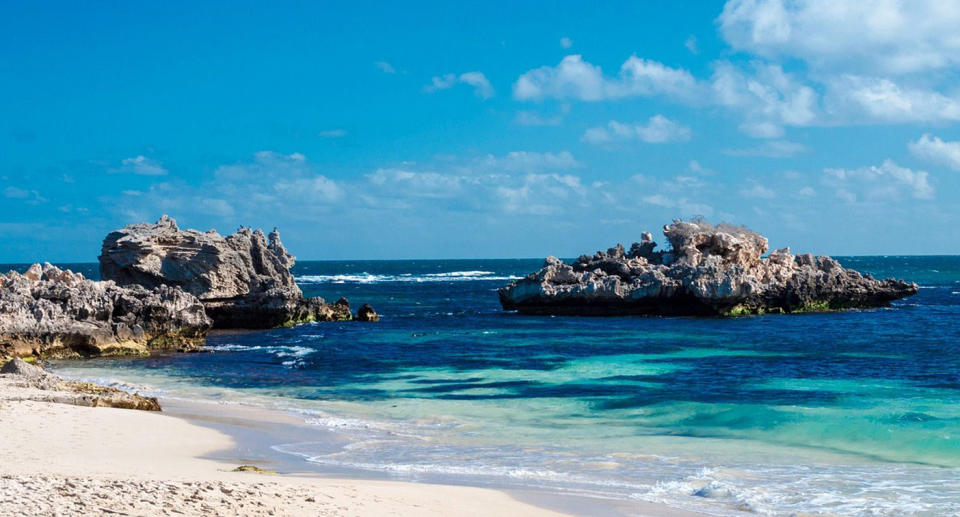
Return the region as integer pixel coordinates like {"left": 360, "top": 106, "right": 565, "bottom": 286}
{"left": 0, "top": 263, "right": 210, "bottom": 359}
{"left": 499, "top": 220, "right": 919, "bottom": 316}
{"left": 99, "top": 216, "right": 353, "bottom": 329}
{"left": 1, "top": 357, "right": 161, "bottom": 411}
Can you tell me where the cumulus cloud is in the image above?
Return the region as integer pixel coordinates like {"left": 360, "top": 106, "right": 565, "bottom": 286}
{"left": 513, "top": 55, "right": 701, "bottom": 102}
{"left": 514, "top": 54, "right": 821, "bottom": 136}
{"left": 582, "top": 115, "right": 692, "bottom": 144}
{"left": 424, "top": 71, "right": 494, "bottom": 99}
{"left": 824, "top": 75, "right": 960, "bottom": 123}
{"left": 823, "top": 159, "right": 934, "bottom": 202}
{"left": 560, "top": 37, "right": 573, "bottom": 49}
{"left": 719, "top": 0, "right": 960, "bottom": 75}
{"left": 116, "top": 155, "right": 168, "bottom": 176}
{"left": 711, "top": 61, "right": 818, "bottom": 137}
{"left": 909, "top": 134, "right": 960, "bottom": 171}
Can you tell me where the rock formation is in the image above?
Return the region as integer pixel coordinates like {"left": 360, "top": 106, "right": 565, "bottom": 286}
{"left": 499, "top": 220, "right": 919, "bottom": 316}
{"left": 0, "top": 263, "right": 210, "bottom": 359}
{"left": 356, "top": 303, "right": 380, "bottom": 322}
{"left": 1, "top": 357, "right": 161, "bottom": 410}
{"left": 99, "top": 216, "right": 355, "bottom": 328}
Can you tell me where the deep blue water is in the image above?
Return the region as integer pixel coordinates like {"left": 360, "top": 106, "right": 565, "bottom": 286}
{"left": 12, "top": 257, "right": 960, "bottom": 515}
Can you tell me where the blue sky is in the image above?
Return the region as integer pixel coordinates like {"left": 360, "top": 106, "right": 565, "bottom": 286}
{"left": 3, "top": 1, "right": 960, "bottom": 262}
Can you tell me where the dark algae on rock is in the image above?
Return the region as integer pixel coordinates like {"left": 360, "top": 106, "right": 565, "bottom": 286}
{"left": 499, "top": 220, "right": 919, "bottom": 316}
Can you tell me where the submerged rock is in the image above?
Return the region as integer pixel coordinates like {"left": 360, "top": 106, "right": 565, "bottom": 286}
{"left": 99, "top": 216, "right": 358, "bottom": 328}
{"left": 0, "top": 263, "right": 210, "bottom": 359}
{"left": 498, "top": 220, "right": 918, "bottom": 316}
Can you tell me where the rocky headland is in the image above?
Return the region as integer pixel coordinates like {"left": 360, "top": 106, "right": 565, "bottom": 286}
{"left": 99, "top": 216, "right": 352, "bottom": 328}
{"left": 499, "top": 220, "right": 919, "bottom": 316}
{"left": 0, "top": 263, "right": 210, "bottom": 359}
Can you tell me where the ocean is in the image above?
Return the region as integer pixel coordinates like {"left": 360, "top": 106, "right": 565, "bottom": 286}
{"left": 18, "top": 257, "right": 960, "bottom": 515}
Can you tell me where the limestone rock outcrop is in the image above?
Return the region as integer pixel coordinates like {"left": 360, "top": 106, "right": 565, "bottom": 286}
{"left": 1, "top": 357, "right": 161, "bottom": 410}
{"left": 0, "top": 263, "right": 210, "bottom": 359}
{"left": 99, "top": 216, "right": 353, "bottom": 328}
{"left": 499, "top": 220, "right": 919, "bottom": 316}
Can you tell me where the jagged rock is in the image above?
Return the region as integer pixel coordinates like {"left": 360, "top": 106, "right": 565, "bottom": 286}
{"left": 99, "top": 216, "right": 356, "bottom": 328}
{"left": 0, "top": 358, "right": 161, "bottom": 411}
{"left": 498, "top": 220, "right": 919, "bottom": 316}
{"left": 0, "top": 263, "right": 211, "bottom": 358}
{"left": 356, "top": 303, "right": 379, "bottom": 322}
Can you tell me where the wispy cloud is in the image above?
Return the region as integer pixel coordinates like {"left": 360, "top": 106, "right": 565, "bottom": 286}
{"left": 424, "top": 71, "right": 494, "bottom": 99}
{"left": 115, "top": 155, "right": 168, "bottom": 176}
{"left": 723, "top": 140, "right": 806, "bottom": 158}
{"left": 374, "top": 61, "right": 396, "bottom": 74}
{"left": 582, "top": 115, "right": 692, "bottom": 145}
{"left": 318, "top": 129, "right": 347, "bottom": 138}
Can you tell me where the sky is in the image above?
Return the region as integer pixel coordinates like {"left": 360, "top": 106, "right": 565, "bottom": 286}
{"left": 3, "top": 0, "right": 960, "bottom": 262}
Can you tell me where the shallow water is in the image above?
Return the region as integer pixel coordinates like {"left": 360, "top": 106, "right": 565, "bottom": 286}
{"left": 24, "top": 257, "right": 960, "bottom": 515}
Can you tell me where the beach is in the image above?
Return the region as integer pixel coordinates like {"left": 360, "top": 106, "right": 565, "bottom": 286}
{"left": 0, "top": 371, "right": 701, "bottom": 517}
{"left": 0, "top": 383, "right": 567, "bottom": 516}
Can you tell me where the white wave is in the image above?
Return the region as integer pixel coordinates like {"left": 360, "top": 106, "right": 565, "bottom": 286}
{"left": 204, "top": 343, "right": 316, "bottom": 367}
{"left": 295, "top": 270, "right": 521, "bottom": 284}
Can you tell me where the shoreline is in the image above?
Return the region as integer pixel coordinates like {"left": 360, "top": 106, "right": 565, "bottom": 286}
{"left": 0, "top": 368, "right": 707, "bottom": 516}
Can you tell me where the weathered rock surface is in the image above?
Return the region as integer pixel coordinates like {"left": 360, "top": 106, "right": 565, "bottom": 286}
{"left": 99, "top": 216, "right": 356, "bottom": 328}
{"left": 499, "top": 220, "right": 919, "bottom": 316}
{"left": 356, "top": 303, "right": 380, "bottom": 322}
{"left": 0, "top": 263, "right": 211, "bottom": 359}
{"left": 1, "top": 357, "right": 161, "bottom": 410}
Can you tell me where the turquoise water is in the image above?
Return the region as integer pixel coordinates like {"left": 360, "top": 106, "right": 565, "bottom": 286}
{"left": 29, "top": 257, "right": 960, "bottom": 515}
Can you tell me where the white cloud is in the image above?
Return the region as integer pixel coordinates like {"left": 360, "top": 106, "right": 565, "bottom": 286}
{"left": 477, "top": 151, "right": 580, "bottom": 172}
{"left": 560, "top": 37, "right": 573, "bottom": 49}
{"left": 582, "top": 115, "right": 692, "bottom": 144}
{"left": 711, "top": 61, "right": 818, "bottom": 137}
{"left": 118, "top": 155, "right": 168, "bottom": 176}
{"left": 424, "top": 71, "right": 494, "bottom": 99}
{"left": 909, "top": 134, "right": 960, "bottom": 171}
{"left": 318, "top": 129, "right": 347, "bottom": 138}
{"left": 374, "top": 61, "right": 396, "bottom": 74}
{"left": 723, "top": 140, "right": 806, "bottom": 157}
{"left": 823, "top": 159, "right": 934, "bottom": 202}
{"left": 685, "top": 35, "right": 699, "bottom": 54}
{"left": 825, "top": 75, "right": 960, "bottom": 123}
{"left": 513, "top": 55, "right": 701, "bottom": 102}
{"left": 719, "top": 0, "right": 960, "bottom": 74}
{"left": 514, "top": 55, "right": 819, "bottom": 136}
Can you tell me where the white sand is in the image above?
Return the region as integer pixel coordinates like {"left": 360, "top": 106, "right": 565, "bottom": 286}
{"left": 0, "top": 373, "right": 706, "bottom": 516}
{"left": 0, "top": 385, "right": 573, "bottom": 516}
